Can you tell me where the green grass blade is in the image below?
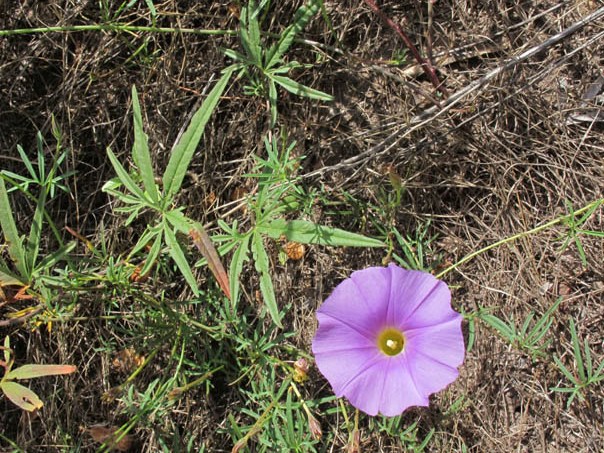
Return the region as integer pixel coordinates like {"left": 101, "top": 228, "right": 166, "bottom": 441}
{"left": 569, "top": 319, "right": 586, "bottom": 381}
{"left": 270, "top": 74, "right": 333, "bottom": 101}
{"left": 162, "top": 68, "right": 234, "bottom": 200}
{"left": 131, "top": 85, "right": 159, "bottom": 203}
{"left": 252, "top": 232, "right": 282, "bottom": 327}
{"left": 553, "top": 355, "right": 577, "bottom": 384}
{"left": 25, "top": 188, "right": 46, "bottom": 276}
{"left": 105, "top": 147, "right": 146, "bottom": 201}
{"left": 258, "top": 219, "right": 384, "bottom": 247}
{"left": 0, "top": 178, "right": 27, "bottom": 277}
{"left": 164, "top": 226, "right": 200, "bottom": 296}
{"left": 229, "top": 234, "right": 250, "bottom": 308}
{"left": 265, "top": 0, "right": 320, "bottom": 69}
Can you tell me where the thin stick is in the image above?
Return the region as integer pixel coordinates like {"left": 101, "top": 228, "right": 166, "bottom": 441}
{"left": 304, "top": 5, "right": 604, "bottom": 178}
{"left": 362, "top": 0, "right": 447, "bottom": 96}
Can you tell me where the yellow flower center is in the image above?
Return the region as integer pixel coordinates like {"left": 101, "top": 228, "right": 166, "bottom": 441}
{"left": 377, "top": 327, "right": 405, "bottom": 356}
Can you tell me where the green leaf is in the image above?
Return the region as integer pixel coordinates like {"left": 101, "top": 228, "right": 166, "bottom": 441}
{"left": 480, "top": 314, "right": 515, "bottom": 341}
{"left": 0, "top": 267, "right": 23, "bottom": 286}
{"left": 258, "top": 219, "right": 385, "bottom": 247}
{"left": 268, "top": 79, "right": 278, "bottom": 127}
{"left": 34, "top": 241, "right": 76, "bottom": 275}
{"left": 6, "top": 364, "right": 76, "bottom": 380}
{"left": 131, "top": 86, "right": 159, "bottom": 203}
{"left": 105, "top": 147, "right": 147, "bottom": 201}
{"left": 270, "top": 74, "right": 333, "bottom": 101}
{"left": 162, "top": 68, "right": 234, "bottom": 200}
{"left": 0, "top": 178, "right": 27, "bottom": 277}
{"left": 164, "top": 209, "right": 193, "bottom": 235}
{"left": 265, "top": 0, "right": 321, "bottom": 69}
{"left": 164, "top": 226, "right": 199, "bottom": 296}
{"left": 1, "top": 381, "right": 43, "bottom": 411}
{"left": 229, "top": 234, "right": 251, "bottom": 308}
{"left": 140, "top": 231, "right": 163, "bottom": 277}
{"left": 24, "top": 187, "right": 46, "bottom": 276}
{"left": 251, "top": 232, "right": 282, "bottom": 327}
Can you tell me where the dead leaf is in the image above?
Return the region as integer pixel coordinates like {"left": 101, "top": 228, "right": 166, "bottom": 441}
{"left": 85, "top": 425, "right": 133, "bottom": 452}
{"left": 189, "top": 225, "right": 231, "bottom": 300}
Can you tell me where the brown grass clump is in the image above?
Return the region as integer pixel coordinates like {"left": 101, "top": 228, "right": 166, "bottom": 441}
{"left": 1, "top": 0, "right": 602, "bottom": 451}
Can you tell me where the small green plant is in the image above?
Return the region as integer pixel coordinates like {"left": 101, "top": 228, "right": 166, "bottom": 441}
{"left": 551, "top": 319, "right": 604, "bottom": 408}
{"left": 102, "top": 73, "right": 234, "bottom": 298}
{"left": 0, "top": 336, "right": 76, "bottom": 411}
{"left": 224, "top": 0, "right": 333, "bottom": 126}
{"left": 213, "top": 133, "right": 384, "bottom": 327}
{"left": 477, "top": 297, "right": 563, "bottom": 360}
{"left": 0, "top": 128, "right": 75, "bottom": 300}
{"left": 558, "top": 199, "right": 604, "bottom": 267}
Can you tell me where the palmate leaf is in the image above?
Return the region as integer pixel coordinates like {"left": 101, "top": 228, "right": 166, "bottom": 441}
{"left": 6, "top": 364, "right": 76, "bottom": 380}
{"left": 258, "top": 219, "right": 385, "bottom": 248}
{"left": 251, "top": 232, "right": 282, "bottom": 327}
{"left": 162, "top": 67, "right": 234, "bottom": 200}
{"left": 1, "top": 381, "right": 43, "bottom": 411}
{"left": 131, "top": 85, "right": 159, "bottom": 203}
{"left": 0, "top": 178, "right": 27, "bottom": 277}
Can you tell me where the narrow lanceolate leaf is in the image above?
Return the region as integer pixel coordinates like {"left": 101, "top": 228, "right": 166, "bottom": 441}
{"left": 105, "top": 147, "right": 146, "bottom": 201}
{"left": 162, "top": 68, "right": 234, "bottom": 200}
{"left": 270, "top": 74, "right": 333, "bottom": 101}
{"left": 258, "top": 219, "right": 385, "bottom": 248}
{"left": 229, "top": 235, "right": 251, "bottom": 307}
{"left": 6, "top": 364, "right": 77, "bottom": 380}
{"left": 265, "top": 0, "right": 321, "bottom": 69}
{"left": 164, "top": 226, "right": 200, "bottom": 296}
{"left": 189, "top": 223, "right": 231, "bottom": 300}
{"left": 268, "top": 79, "right": 278, "bottom": 127}
{"left": 139, "top": 231, "right": 163, "bottom": 277}
{"left": 25, "top": 187, "right": 46, "bottom": 275}
{"left": 0, "top": 267, "right": 23, "bottom": 286}
{"left": 131, "top": 86, "right": 159, "bottom": 203}
{"left": 0, "top": 178, "right": 27, "bottom": 277}
{"left": 1, "top": 381, "right": 44, "bottom": 411}
{"left": 251, "top": 232, "right": 282, "bottom": 327}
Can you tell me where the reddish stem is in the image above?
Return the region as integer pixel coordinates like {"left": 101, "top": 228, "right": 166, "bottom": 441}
{"left": 362, "top": 0, "right": 448, "bottom": 97}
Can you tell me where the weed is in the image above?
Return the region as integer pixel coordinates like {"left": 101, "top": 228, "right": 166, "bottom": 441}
{"left": 477, "top": 297, "right": 564, "bottom": 360}
{"left": 212, "top": 133, "right": 384, "bottom": 327}
{"left": 551, "top": 318, "right": 604, "bottom": 408}
{"left": 224, "top": 0, "right": 333, "bottom": 126}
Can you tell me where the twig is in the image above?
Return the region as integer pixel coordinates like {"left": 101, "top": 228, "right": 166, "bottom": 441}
{"left": 304, "top": 5, "right": 604, "bottom": 178}
{"left": 362, "top": 0, "right": 447, "bottom": 97}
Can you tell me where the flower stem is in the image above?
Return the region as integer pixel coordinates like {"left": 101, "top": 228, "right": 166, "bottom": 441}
{"left": 436, "top": 198, "right": 603, "bottom": 279}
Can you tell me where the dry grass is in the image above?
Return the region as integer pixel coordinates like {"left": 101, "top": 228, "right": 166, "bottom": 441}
{"left": 1, "top": 0, "right": 603, "bottom": 451}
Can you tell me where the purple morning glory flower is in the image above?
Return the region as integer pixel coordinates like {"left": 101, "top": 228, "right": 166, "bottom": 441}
{"left": 312, "top": 264, "right": 464, "bottom": 417}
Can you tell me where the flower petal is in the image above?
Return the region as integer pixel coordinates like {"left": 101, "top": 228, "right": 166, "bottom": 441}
{"left": 339, "top": 355, "right": 428, "bottom": 416}
{"left": 312, "top": 313, "right": 375, "bottom": 354}
{"left": 317, "top": 268, "right": 391, "bottom": 336}
{"left": 387, "top": 266, "right": 452, "bottom": 327}
{"left": 405, "top": 316, "right": 465, "bottom": 369}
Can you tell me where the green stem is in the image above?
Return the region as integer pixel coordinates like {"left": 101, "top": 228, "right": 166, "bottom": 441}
{"left": 436, "top": 198, "right": 603, "bottom": 279}
{"left": 0, "top": 24, "right": 236, "bottom": 37}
